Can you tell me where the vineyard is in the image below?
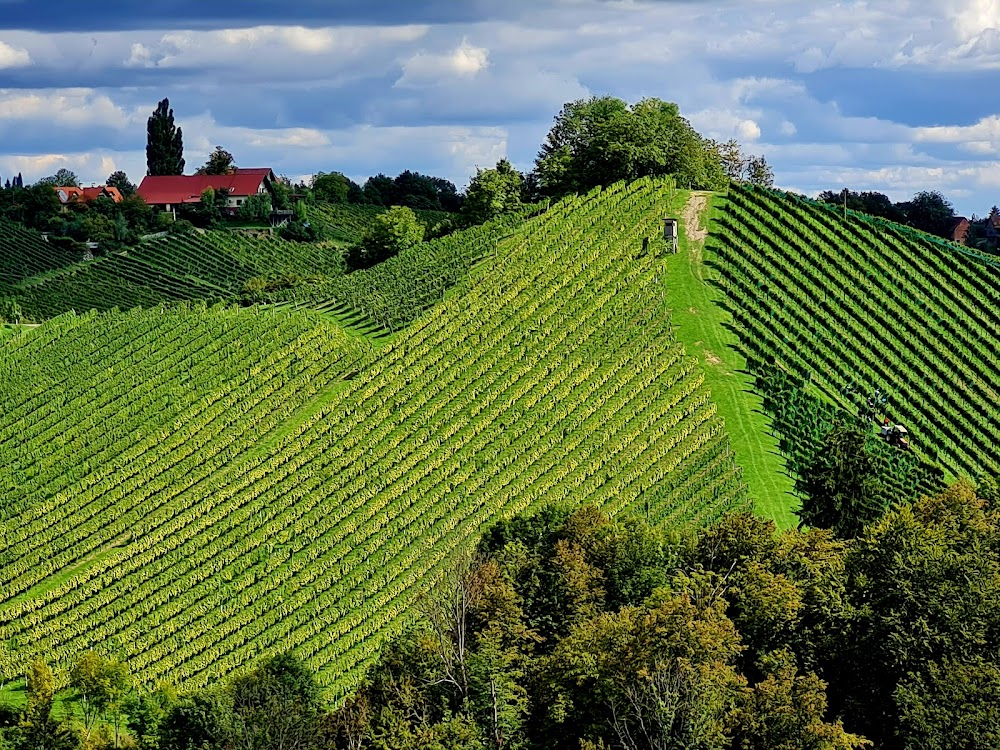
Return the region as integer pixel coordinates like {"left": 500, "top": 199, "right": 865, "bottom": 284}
{"left": 267, "top": 203, "right": 547, "bottom": 332}
{"left": 306, "top": 202, "right": 453, "bottom": 245}
{"left": 710, "top": 184, "right": 1000, "bottom": 485}
{"left": 0, "top": 220, "right": 83, "bottom": 287}
{"left": 6, "top": 210, "right": 536, "bottom": 328}
{"left": 0, "top": 178, "right": 747, "bottom": 699}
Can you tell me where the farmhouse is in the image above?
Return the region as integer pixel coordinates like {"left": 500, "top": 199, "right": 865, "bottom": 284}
{"left": 137, "top": 168, "right": 277, "bottom": 216}
{"left": 53, "top": 185, "right": 124, "bottom": 210}
{"left": 947, "top": 216, "right": 970, "bottom": 245}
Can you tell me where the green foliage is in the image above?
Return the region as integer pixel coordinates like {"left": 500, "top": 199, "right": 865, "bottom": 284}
{"left": 895, "top": 658, "right": 1000, "bottom": 750}
{"left": 897, "top": 190, "right": 956, "bottom": 238}
{"left": 360, "top": 171, "right": 462, "bottom": 212}
{"left": 731, "top": 649, "right": 869, "bottom": 750}
{"left": 335, "top": 507, "right": 857, "bottom": 749}
{"left": 195, "top": 146, "right": 235, "bottom": 176}
{"left": 311, "top": 172, "right": 353, "bottom": 203}
{"left": 105, "top": 171, "right": 136, "bottom": 198}
{"left": 353, "top": 205, "right": 426, "bottom": 269}
{"left": 817, "top": 189, "right": 957, "bottom": 240}
{"left": 710, "top": 139, "right": 774, "bottom": 187}
{"left": 239, "top": 193, "right": 272, "bottom": 223}
{"left": 124, "top": 686, "right": 177, "bottom": 750}
{"left": 13, "top": 659, "right": 75, "bottom": 750}
{"left": 463, "top": 159, "right": 523, "bottom": 225}
{"left": 798, "top": 425, "right": 888, "bottom": 538}
{"left": 0, "top": 185, "right": 61, "bottom": 229}
{"left": 0, "top": 179, "right": 746, "bottom": 700}
{"left": 146, "top": 98, "right": 184, "bottom": 176}
{"left": 159, "top": 693, "right": 229, "bottom": 750}
{"left": 839, "top": 481, "right": 1000, "bottom": 746}
{"left": 35, "top": 169, "right": 80, "bottom": 188}
{"left": 534, "top": 96, "right": 727, "bottom": 197}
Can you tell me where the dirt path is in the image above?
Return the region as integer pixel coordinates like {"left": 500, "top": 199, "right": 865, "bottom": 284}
{"left": 682, "top": 191, "right": 711, "bottom": 243}
{"left": 681, "top": 191, "right": 712, "bottom": 280}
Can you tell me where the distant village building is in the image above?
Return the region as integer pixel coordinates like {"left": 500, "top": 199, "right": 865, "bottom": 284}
{"left": 137, "top": 168, "right": 277, "bottom": 216}
{"left": 947, "top": 216, "right": 970, "bottom": 245}
{"left": 53, "top": 185, "right": 124, "bottom": 211}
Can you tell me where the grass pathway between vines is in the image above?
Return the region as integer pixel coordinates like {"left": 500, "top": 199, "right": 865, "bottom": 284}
{"left": 666, "top": 192, "right": 799, "bottom": 528}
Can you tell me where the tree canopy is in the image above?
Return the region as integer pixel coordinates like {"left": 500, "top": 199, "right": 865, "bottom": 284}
{"left": 195, "top": 146, "right": 236, "bottom": 176}
{"left": 106, "top": 170, "right": 137, "bottom": 198}
{"left": 146, "top": 98, "right": 185, "bottom": 176}
{"left": 797, "top": 425, "right": 888, "bottom": 538}
{"left": 462, "top": 159, "right": 524, "bottom": 224}
{"left": 35, "top": 168, "right": 80, "bottom": 187}
{"left": 534, "top": 96, "right": 728, "bottom": 197}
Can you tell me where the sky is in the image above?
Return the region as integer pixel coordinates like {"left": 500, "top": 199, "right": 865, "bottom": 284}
{"left": 1, "top": 0, "right": 999, "bottom": 216}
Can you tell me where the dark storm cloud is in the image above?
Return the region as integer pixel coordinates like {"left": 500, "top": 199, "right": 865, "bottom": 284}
{"left": 0, "top": 0, "right": 520, "bottom": 31}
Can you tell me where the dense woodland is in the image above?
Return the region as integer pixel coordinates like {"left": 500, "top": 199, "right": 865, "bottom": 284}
{"left": 3, "top": 481, "right": 1000, "bottom": 749}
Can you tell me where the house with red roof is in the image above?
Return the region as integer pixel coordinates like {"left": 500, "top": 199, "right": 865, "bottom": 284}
{"left": 137, "top": 168, "right": 277, "bottom": 216}
{"left": 54, "top": 185, "right": 124, "bottom": 210}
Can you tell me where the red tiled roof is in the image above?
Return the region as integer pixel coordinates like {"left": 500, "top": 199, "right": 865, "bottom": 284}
{"left": 55, "top": 185, "right": 125, "bottom": 204}
{"left": 137, "top": 168, "right": 275, "bottom": 206}
{"left": 81, "top": 186, "right": 123, "bottom": 203}
{"left": 54, "top": 186, "right": 84, "bottom": 203}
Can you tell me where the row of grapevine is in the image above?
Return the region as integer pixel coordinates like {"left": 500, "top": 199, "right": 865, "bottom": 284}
{"left": 710, "top": 184, "right": 1000, "bottom": 481}
{"left": 0, "top": 178, "right": 746, "bottom": 699}
{"left": 268, "top": 203, "right": 549, "bottom": 332}
{"left": 306, "top": 203, "right": 453, "bottom": 245}
{"left": 0, "top": 219, "right": 84, "bottom": 288}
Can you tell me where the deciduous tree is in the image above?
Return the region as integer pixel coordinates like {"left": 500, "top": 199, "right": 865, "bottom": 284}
{"left": 797, "top": 425, "right": 887, "bottom": 538}
{"left": 196, "top": 146, "right": 236, "bottom": 176}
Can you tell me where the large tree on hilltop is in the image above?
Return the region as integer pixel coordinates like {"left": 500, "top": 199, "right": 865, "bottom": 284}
{"left": 146, "top": 98, "right": 185, "bottom": 176}
{"left": 534, "top": 95, "right": 728, "bottom": 198}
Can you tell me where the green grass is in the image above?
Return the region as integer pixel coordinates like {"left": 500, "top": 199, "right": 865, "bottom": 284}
{"left": 666, "top": 192, "right": 799, "bottom": 528}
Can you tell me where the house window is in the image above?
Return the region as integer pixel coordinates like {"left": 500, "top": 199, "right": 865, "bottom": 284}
{"left": 236, "top": 199, "right": 244, "bottom": 206}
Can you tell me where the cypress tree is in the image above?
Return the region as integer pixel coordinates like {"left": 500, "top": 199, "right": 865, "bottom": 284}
{"left": 146, "top": 98, "right": 185, "bottom": 176}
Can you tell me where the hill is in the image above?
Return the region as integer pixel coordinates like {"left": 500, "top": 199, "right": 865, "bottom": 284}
{"left": 306, "top": 202, "right": 454, "bottom": 246}
{"left": 0, "top": 178, "right": 747, "bottom": 699}
{"left": 7, "top": 209, "right": 536, "bottom": 326}
{"left": 708, "top": 183, "right": 1000, "bottom": 490}
{"left": 0, "top": 219, "right": 83, "bottom": 289}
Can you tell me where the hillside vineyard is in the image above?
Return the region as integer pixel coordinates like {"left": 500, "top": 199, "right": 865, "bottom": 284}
{"left": 712, "top": 183, "right": 1000, "bottom": 481}
{"left": 0, "top": 178, "right": 747, "bottom": 696}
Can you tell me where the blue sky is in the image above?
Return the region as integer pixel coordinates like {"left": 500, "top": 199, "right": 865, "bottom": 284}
{"left": 1, "top": 0, "right": 999, "bottom": 216}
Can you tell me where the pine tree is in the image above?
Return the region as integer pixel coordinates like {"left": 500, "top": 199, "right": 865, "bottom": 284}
{"left": 146, "top": 98, "right": 185, "bottom": 176}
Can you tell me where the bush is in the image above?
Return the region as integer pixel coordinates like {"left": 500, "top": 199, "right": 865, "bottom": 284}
{"left": 280, "top": 221, "right": 320, "bottom": 243}
{"left": 240, "top": 194, "right": 272, "bottom": 223}
{"left": 350, "top": 206, "right": 425, "bottom": 270}
{"left": 167, "top": 219, "right": 195, "bottom": 235}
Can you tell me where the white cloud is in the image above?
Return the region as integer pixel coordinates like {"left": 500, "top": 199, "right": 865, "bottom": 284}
{"left": 246, "top": 128, "right": 331, "bottom": 148}
{"left": 126, "top": 43, "right": 153, "bottom": 67}
{"left": 915, "top": 115, "right": 1000, "bottom": 148}
{"left": 0, "top": 150, "right": 145, "bottom": 185}
{"left": 0, "top": 89, "right": 141, "bottom": 128}
{"left": 737, "top": 119, "right": 761, "bottom": 142}
{"left": 0, "top": 41, "right": 31, "bottom": 69}
{"left": 397, "top": 39, "right": 490, "bottom": 86}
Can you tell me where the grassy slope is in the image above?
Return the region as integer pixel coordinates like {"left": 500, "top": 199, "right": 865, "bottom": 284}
{"left": 666, "top": 192, "right": 799, "bottom": 528}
